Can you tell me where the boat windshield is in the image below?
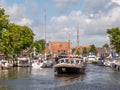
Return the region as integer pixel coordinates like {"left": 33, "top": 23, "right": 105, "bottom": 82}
{"left": 65, "top": 59, "right": 70, "bottom": 63}
{"left": 76, "top": 60, "right": 80, "bottom": 64}
{"left": 70, "top": 59, "right": 74, "bottom": 64}
{"left": 60, "top": 60, "right": 64, "bottom": 63}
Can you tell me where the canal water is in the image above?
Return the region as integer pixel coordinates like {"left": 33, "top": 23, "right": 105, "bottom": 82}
{"left": 0, "top": 64, "right": 120, "bottom": 90}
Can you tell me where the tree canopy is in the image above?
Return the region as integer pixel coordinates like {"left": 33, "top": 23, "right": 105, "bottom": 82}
{"left": 0, "top": 8, "right": 9, "bottom": 40}
{"left": 103, "top": 43, "right": 109, "bottom": 48}
{"left": 0, "top": 23, "right": 34, "bottom": 57}
{"left": 89, "top": 44, "right": 97, "bottom": 55}
{"left": 31, "top": 39, "right": 46, "bottom": 54}
{"left": 107, "top": 27, "right": 120, "bottom": 54}
{"left": 82, "top": 47, "right": 87, "bottom": 55}
{"left": 0, "top": 8, "right": 34, "bottom": 58}
{"left": 76, "top": 49, "right": 80, "bottom": 55}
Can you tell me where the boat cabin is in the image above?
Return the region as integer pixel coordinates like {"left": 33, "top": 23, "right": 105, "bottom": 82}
{"left": 58, "top": 58, "right": 83, "bottom": 65}
{"left": 17, "top": 57, "right": 31, "bottom": 67}
{"left": 54, "top": 58, "right": 86, "bottom": 74}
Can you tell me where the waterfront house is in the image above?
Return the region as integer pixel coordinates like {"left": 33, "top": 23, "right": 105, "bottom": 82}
{"left": 45, "top": 41, "right": 71, "bottom": 57}
{"left": 96, "top": 47, "right": 109, "bottom": 57}
{"left": 74, "top": 46, "right": 109, "bottom": 57}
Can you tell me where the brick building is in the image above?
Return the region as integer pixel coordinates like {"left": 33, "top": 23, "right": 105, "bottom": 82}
{"left": 45, "top": 41, "right": 71, "bottom": 56}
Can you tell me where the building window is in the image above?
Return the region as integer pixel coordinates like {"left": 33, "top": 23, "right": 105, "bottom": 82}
{"left": 59, "top": 44, "right": 62, "bottom": 48}
{"left": 65, "top": 45, "right": 68, "bottom": 48}
{"left": 58, "top": 50, "right": 60, "bottom": 52}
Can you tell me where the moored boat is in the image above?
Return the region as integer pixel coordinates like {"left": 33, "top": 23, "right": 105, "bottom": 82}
{"left": 17, "top": 57, "right": 32, "bottom": 67}
{"left": 87, "top": 55, "right": 97, "bottom": 64}
{"left": 32, "top": 60, "right": 43, "bottom": 69}
{"left": 41, "top": 60, "right": 53, "bottom": 68}
{"left": 54, "top": 58, "right": 87, "bottom": 74}
{"left": 0, "top": 60, "right": 13, "bottom": 70}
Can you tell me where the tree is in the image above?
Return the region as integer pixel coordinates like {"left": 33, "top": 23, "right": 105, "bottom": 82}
{"left": 0, "top": 8, "right": 9, "bottom": 40}
{"left": 89, "top": 44, "right": 97, "bottom": 55}
{"left": 0, "top": 23, "right": 34, "bottom": 57}
{"left": 107, "top": 27, "right": 120, "bottom": 54}
{"left": 103, "top": 43, "right": 109, "bottom": 53}
{"left": 31, "top": 39, "right": 46, "bottom": 54}
{"left": 103, "top": 43, "right": 109, "bottom": 48}
{"left": 76, "top": 49, "right": 80, "bottom": 55}
{"left": 0, "top": 8, "right": 34, "bottom": 59}
{"left": 82, "top": 47, "right": 87, "bottom": 55}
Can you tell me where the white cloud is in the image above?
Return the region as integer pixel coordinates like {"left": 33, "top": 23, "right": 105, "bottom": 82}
{"left": 6, "top": 4, "right": 26, "bottom": 21}
{"left": 1, "top": 2, "right": 32, "bottom": 26}
{"left": 51, "top": 16, "right": 69, "bottom": 25}
{"left": 1, "top": 0, "right": 39, "bottom": 26}
{"left": 54, "top": 0, "right": 77, "bottom": 3}
{"left": 53, "top": 0, "right": 78, "bottom": 10}
{"left": 16, "top": 18, "right": 33, "bottom": 26}
{"left": 82, "top": 0, "right": 117, "bottom": 15}
{"left": 1, "top": 0, "right": 120, "bottom": 47}
{"left": 49, "top": 0, "right": 120, "bottom": 47}
{"left": 0, "top": 0, "right": 6, "bottom": 7}
{"left": 112, "top": 0, "right": 120, "bottom": 5}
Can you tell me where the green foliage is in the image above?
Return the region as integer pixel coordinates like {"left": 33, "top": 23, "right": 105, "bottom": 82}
{"left": 76, "top": 49, "right": 80, "bottom": 55}
{"left": 107, "top": 27, "right": 120, "bottom": 54}
{"left": 103, "top": 43, "right": 109, "bottom": 48}
{"left": 0, "top": 8, "right": 35, "bottom": 59}
{"left": 82, "top": 47, "right": 87, "bottom": 55}
{"left": 0, "top": 23, "right": 34, "bottom": 57}
{"left": 31, "top": 39, "right": 46, "bottom": 54}
{"left": 89, "top": 44, "right": 97, "bottom": 55}
{"left": 0, "top": 8, "right": 9, "bottom": 40}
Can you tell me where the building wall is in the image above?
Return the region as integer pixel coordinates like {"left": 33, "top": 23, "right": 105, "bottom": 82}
{"left": 45, "top": 41, "right": 71, "bottom": 56}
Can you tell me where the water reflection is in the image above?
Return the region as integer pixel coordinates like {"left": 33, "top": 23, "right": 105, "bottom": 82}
{"left": 0, "top": 67, "right": 85, "bottom": 90}
{"left": 0, "top": 65, "right": 120, "bottom": 90}
{"left": 30, "top": 68, "right": 85, "bottom": 88}
{"left": 0, "top": 67, "right": 31, "bottom": 80}
{"left": 54, "top": 74, "right": 85, "bottom": 86}
{"left": 0, "top": 85, "right": 12, "bottom": 90}
{"left": 0, "top": 70, "right": 9, "bottom": 80}
{"left": 31, "top": 68, "right": 53, "bottom": 76}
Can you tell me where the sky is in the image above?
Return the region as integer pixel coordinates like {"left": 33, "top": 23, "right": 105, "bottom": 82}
{"left": 0, "top": 0, "right": 120, "bottom": 47}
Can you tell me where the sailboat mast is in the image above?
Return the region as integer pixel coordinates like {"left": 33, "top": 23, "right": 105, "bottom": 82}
{"left": 44, "top": 8, "right": 46, "bottom": 43}
{"left": 44, "top": 8, "right": 47, "bottom": 60}
{"left": 77, "top": 26, "right": 79, "bottom": 46}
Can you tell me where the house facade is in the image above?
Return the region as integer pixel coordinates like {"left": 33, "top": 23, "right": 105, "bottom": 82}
{"left": 45, "top": 42, "right": 110, "bottom": 57}
{"left": 45, "top": 41, "right": 71, "bottom": 56}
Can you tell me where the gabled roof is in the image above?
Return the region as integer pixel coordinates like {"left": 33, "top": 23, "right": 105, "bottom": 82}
{"left": 96, "top": 47, "right": 109, "bottom": 54}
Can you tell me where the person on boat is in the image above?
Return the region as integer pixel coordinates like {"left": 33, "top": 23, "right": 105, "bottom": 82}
{"left": 55, "top": 56, "right": 59, "bottom": 64}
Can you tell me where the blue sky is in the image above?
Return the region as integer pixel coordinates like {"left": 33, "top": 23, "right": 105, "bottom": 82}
{"left": 4, "top": 0, "right": 86, "bottom": 23}
{"left": 1, "top": 0, "right": 120, "bottom": 47}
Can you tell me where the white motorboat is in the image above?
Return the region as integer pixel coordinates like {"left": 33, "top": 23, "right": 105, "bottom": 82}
{"left": 87, "top": 55, "right": 97, "bottom": 63}
{"left": 32, "top": 60, "right": 43, "bottom": 69}
{"left": 41, "top": 60, "right": 53, "bottom": 68}
{"left": 0, "top": 60, "right": 13, "bottom": 70}
{"left": 17, "top": 57, "right": 32, "bottom": 67}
